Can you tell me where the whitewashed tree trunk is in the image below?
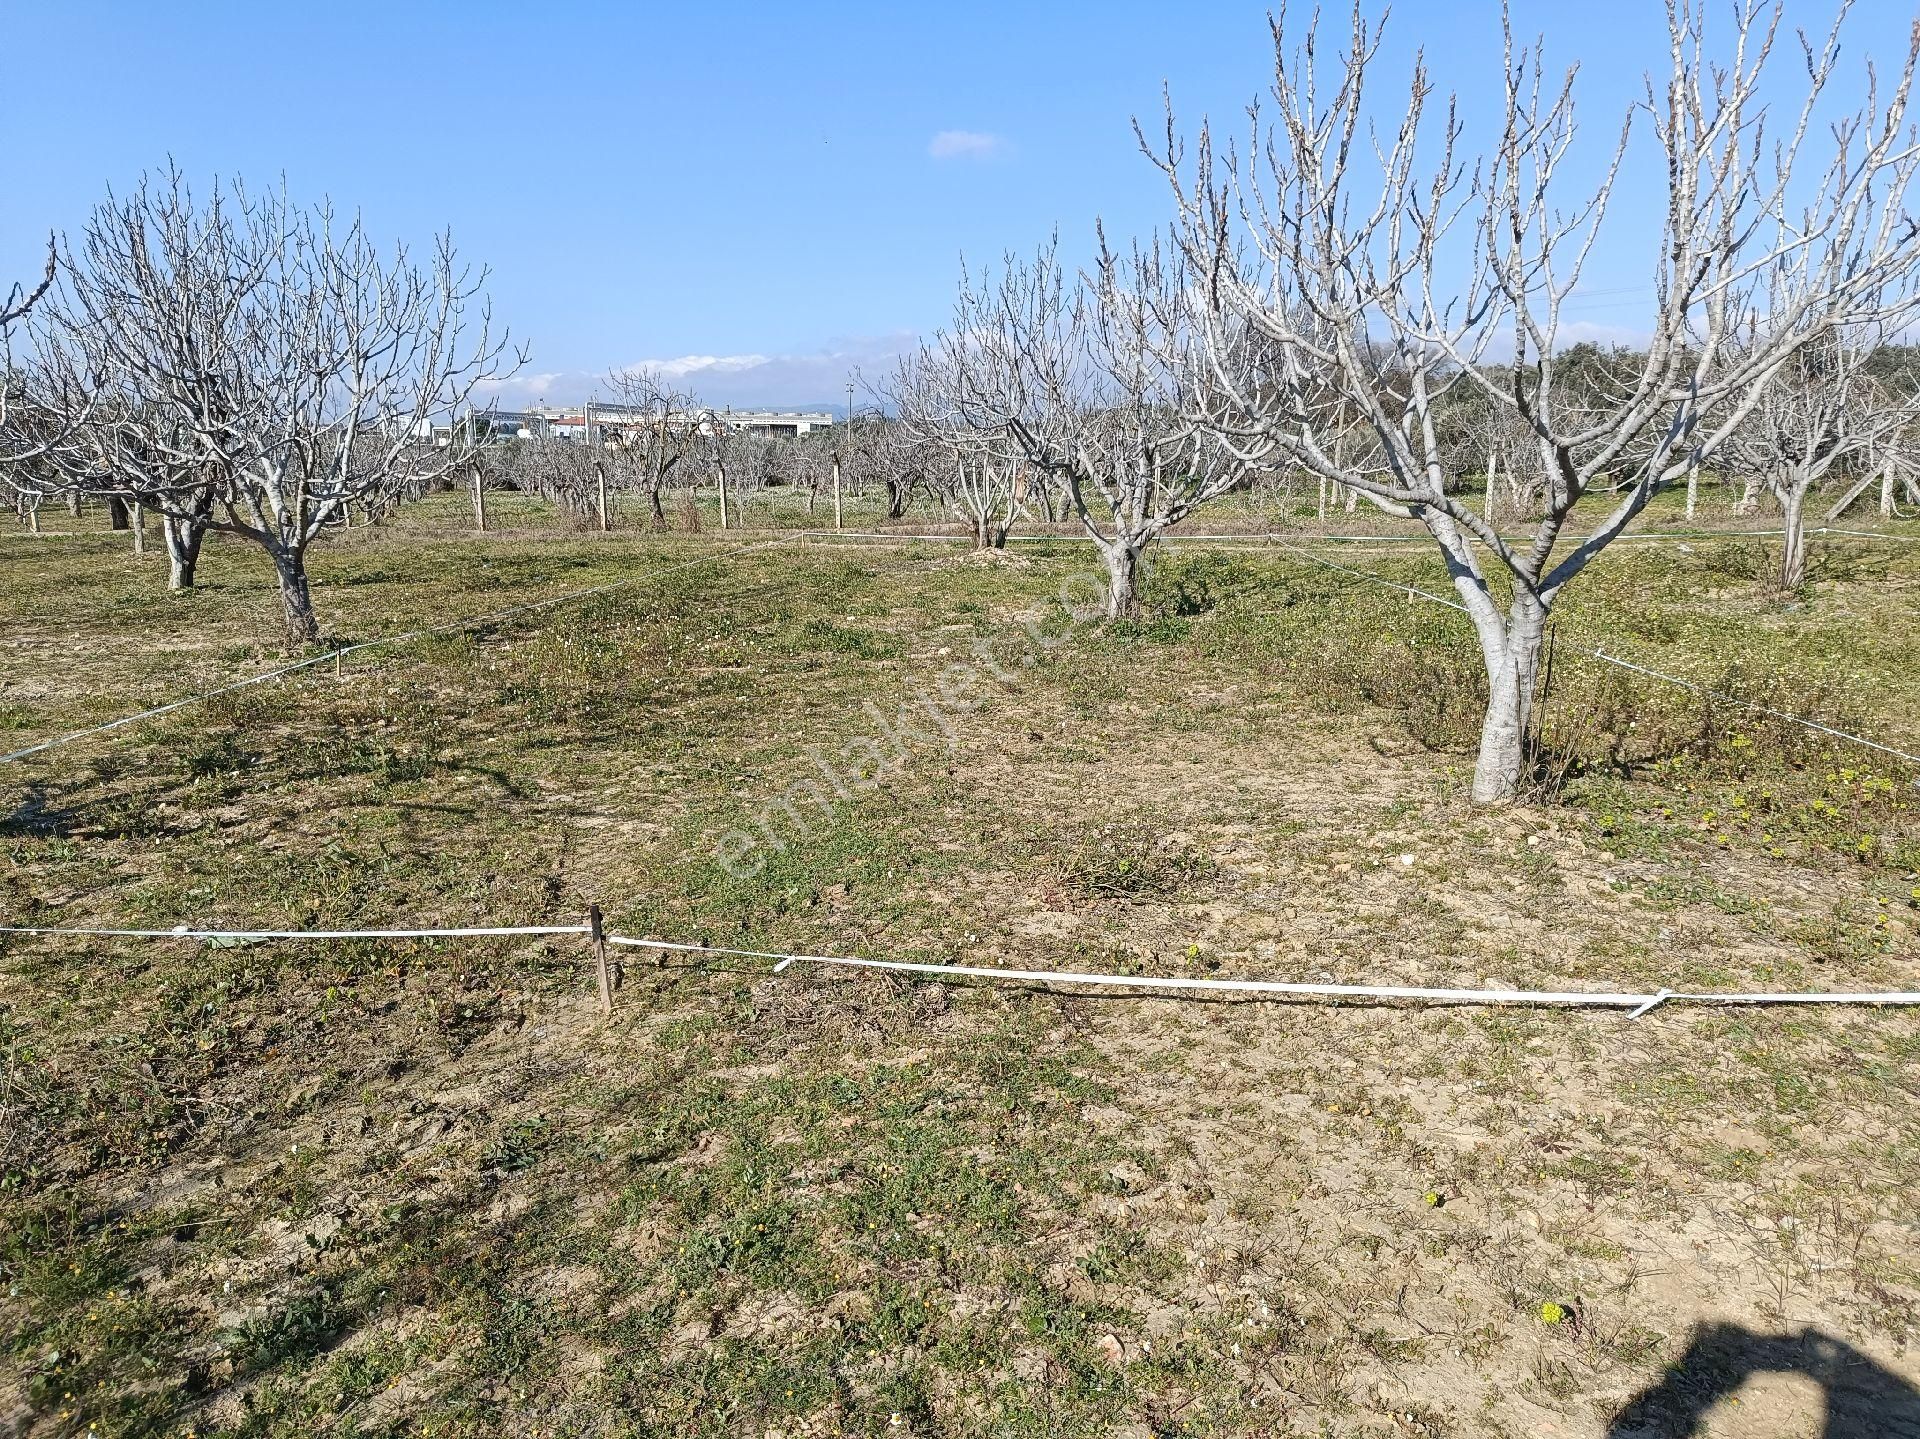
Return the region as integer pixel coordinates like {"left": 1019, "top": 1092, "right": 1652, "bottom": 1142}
{"left": 271, "top": 546, "right": 319, "bottom": 643}
{"left": 1470, "top": 598, "right": 1548, "bottom": 804}
{"left": 1098, "top": 538, "right": 1144, "bottom": 619}
{"left": 163, "top": 512, "right": 206, "bottom": 590}
{"left": 1780, "top": 482, "right": 1810, "bottom": 589}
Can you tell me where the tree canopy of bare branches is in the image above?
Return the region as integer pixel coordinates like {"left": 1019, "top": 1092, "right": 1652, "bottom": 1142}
{"left": 932, "top": 233, "right": 1251, "bottom": 613}
{"left": 1150, "top": 0, "right": 1920, "bottom": 800}
{"left": 29, "top": 169, "right": 519, "bottom": 640}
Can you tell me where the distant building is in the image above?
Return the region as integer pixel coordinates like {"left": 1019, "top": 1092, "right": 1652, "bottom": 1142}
{"left": 440, "top": 404, "right": 833, "bottom": 447}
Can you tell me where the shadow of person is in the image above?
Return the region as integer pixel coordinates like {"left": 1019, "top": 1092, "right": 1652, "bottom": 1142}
{"left": 1610, "top": 1323, "right": 1920, "bottom": 1438}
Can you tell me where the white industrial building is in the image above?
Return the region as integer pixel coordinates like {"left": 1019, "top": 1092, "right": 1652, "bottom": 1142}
{"left": 439, "top": 404, "right": 833, "bottom": 447}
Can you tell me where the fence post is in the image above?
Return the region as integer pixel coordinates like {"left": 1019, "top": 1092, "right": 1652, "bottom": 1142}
{"left": 589, "top": 904, "right": 612, "bottom": 1015}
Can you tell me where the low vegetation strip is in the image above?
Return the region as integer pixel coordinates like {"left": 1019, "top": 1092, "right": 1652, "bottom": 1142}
{"left": 1267, "top": 540, "right": 1920, "bottom": 767}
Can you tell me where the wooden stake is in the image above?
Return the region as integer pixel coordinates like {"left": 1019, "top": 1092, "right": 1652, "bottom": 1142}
{"left": 589, "top": 904, "right": 612, "bottom": 1015}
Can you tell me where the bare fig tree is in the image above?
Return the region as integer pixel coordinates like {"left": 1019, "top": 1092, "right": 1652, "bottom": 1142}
{"left": 44, "top": 171, "right": 518, "bottom": 642}
{"left": 602, "top": 368, "right": 698, "bottom": 530}
{"left": 1154, "top": 1, "right": 1920, "bottom": 801}
{"left": 887, "top": 349, "right": 1021, "bottom": 548}
{"left": 0, "top": 239, "right": 64, "bottom": 496}
{"left": 1723, "top": 317, "right": 1920, "bottom": 588}
{"left": 938, "top": 234, "right": 1251, "bottom": 613}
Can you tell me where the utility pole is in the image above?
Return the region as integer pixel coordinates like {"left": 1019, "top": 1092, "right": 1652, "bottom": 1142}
{"left": 837, "top": 380, "right": 852, "bottom": 530}
{"left": 717, "top": 408, "right": 731, "bottom": 530}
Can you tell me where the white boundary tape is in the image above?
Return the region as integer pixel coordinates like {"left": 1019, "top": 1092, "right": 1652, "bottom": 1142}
{"left": 2, "top": 923, "right": 1915, "bottom": 1016}
{"left": 601, "top": 935, "right": 1920, "bottom": 1016}
{"left": 792, "top": 525, "right": 1920, "bottom": 548}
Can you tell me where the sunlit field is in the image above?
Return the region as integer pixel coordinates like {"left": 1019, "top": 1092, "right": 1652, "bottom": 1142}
{"left": 3, "top": 490, "right": 1918, "bottom": 1437}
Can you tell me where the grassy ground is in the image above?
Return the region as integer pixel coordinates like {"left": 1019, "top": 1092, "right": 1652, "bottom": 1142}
{"left": 2, "top": 491, "right": 1918, "bottom": 1438}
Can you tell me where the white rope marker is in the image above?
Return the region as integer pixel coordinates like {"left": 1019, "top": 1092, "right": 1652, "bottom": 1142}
{"left": 604, "top": 935, "right": 1920, "bottom": 1017}
{"left": 3, "top": 925, "right": 1915, "bottom": 1016}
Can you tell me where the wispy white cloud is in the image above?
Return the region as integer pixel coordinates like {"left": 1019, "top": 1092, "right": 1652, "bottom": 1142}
{"left": 629, "top": 353, "right": 772, "bottom": 380}
{"left": 472, "top": 333, "right": 919, "bottom": 412}
{"left": 928, "top": 129, "right": 1005, "bottom": 161}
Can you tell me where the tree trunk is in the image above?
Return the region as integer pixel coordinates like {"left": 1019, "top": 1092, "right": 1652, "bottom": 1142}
{"left": 272, "top": 547, "right": 320, "bottom": 645}
{"left": 596, "top": 462, "right": 611, "bottom": 532}
{"left": 974, "top": 514, "right": 1008, "bottom": 550}
{"left": 1780, "top": 485, "right": 1809, "bottom": 590}
{"left": 1100, "top": 541, "right": 1141, "bottom": 619}
{"left": 832, "top": 458, "right": 843, "bottom": 530}
{"left": 718, "top": 464, "right": 731, "bottom": 529}
{"left": 1881, "top": 461, "right": 1895, "bottom": 518}
{"left": 164, "top": 514, "right": 206, "bottom": 590}
{"left": 1684, "top": 459, "right": 1699, "bottom": 521}
{"left": 1470, "top": 605, "right": 1548, "bottom": 805}
{"left": 1733, "top": 477, "right": 1762, "bottom": 517}
{"left": 131, "top": 502, "right": 147, "bottom": 554}
{"left": 471, "top": 464, "right": 488, "bottom": 533}
{"left": 107, "top": 496, "right": 131, "bottom": 531}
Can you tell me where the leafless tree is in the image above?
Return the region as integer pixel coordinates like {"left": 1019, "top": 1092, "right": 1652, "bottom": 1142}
{"left": 0, "top": 239, "right": 65, "bottom": 494}
{"left": 938, "top": 233, "right": 1251, "bottom": 613}
{"left": 888, "top": 348, "right": 1022, "bottom": 547}
{"left": 494, "top": 430, "right": 600, "bottom": 525}
{"left": 691, "top": 409, "right": 738, "bottom": 529}
{"left": 1154, "top": 1, "right": 1920, "bottom": 801}
{"left": 602, "top": 367, "right": 699, "bottom": 530}
{"left": 877, "top": 421, "right": 934, "bottom": 523}
{"left": 39, "top": 170, "right": 518, "bottom": 642}
{"left": 1725, "top": 320, "right": 1920, "bottom": 586}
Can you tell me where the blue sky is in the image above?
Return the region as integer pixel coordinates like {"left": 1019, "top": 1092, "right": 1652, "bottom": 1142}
{"left": 6, "top": 1, "right": 1912, "bottom": 409}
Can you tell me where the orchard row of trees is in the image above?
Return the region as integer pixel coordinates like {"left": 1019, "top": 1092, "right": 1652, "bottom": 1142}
{"left": 470, "top": 400, "right": 910, "bottom": 535}
{"left": 4, "top": 3, "right": 1920, "bottom": 806}
{"left": 884, "top": 0, "right": 1920, "bottom": 801}
{"left": 0, "top": 169, "right": 516, "bottom": 641}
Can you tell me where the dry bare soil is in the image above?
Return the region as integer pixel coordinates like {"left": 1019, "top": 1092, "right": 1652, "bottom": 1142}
{"left": 3, "top": 497, "right": 1919, "bottom": 1438}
